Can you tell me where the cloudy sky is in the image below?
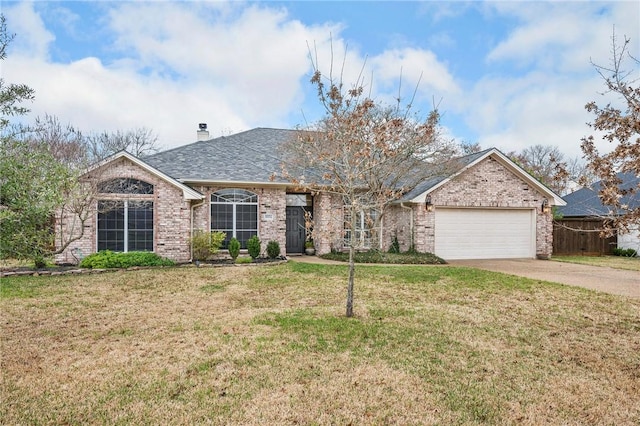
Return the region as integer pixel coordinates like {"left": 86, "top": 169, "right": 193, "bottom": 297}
{"left": 3, "top": 1, "right": 638, "bottom": 158}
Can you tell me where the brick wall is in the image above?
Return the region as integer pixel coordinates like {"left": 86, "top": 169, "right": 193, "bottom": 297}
{"left": 191, "top": 185, "right": 287, "bottom": 256}
{"left": 57, "top": 154, "right": 553, "bottom": 263}
{"left": 56, "top": 157, "right": 193, "bottom": 264}
{"left": 313, "top": 192, "right": 344, "bottom": 255}
{"left": 385, "top": 156, "right": 553, "bottom": 258}
{"left": 57, "top": 161, "right": 290, "bottom": 263}
{"left": 380, "top": 205, "right": 414, "bottom": 252}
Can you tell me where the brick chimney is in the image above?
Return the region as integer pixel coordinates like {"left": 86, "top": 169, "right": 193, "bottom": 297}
{"left": 197, "top": 123, "right": 209, "bottom": 141}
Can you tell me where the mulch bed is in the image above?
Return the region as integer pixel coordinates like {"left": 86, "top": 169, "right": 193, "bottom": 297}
{"left": 0, "top": 257, "right": 288, "bottom": 278}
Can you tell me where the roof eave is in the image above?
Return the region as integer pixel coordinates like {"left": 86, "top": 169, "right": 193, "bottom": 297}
{"left": 85, "top": 151, "right": 204, "bottom": 200}
{"left": 178, "top": 178, "right": 290, "bottom": 188}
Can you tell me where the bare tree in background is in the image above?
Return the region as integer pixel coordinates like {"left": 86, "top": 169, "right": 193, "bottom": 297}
{"left": 0, "top": 15, "right": 63, "bottom": 268}
{"left": 565, "top": 156, "right": 598, "bottom": 190}
{"left": 508, "top": 144, "right": 593, "bottom": 195}
{"left": 87, "top": 127, "right": 161, "bottom": 160}
{"left": 1, "top": 14, "right": 162, "bottom": 266}
{"left": 581, "top": 31, "right": 639, "bottom": 235}
{"left": 456, "top": 141, "right": 483, "bottom": 156}
{"left": 1, "top": 16, "right": 159, "bottom": 266}
{"left": 25, "top": 114, "right": 88, "bottom": 168}
{"left": 280, "top": 49, "right": 456, "bottom": 317}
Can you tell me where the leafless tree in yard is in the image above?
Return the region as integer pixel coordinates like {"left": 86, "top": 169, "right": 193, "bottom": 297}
{"left": 280, "top": 47, "right": 457, "bottom": 317}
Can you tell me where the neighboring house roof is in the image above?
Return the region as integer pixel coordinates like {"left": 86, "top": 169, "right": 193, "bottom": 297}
{"left": 145, "top": 128, "right": 296, "bottom": 185}
{"left": 87, "top": 151, "right": 204, "bottom": 200}
{"left": 557, "top": 172, "right": 639, "bottom": 218}
{"left": 401, "top": 148, "right": 567, "bottom": 206}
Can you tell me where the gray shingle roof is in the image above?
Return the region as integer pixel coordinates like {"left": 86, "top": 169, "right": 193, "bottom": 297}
{"left": 146, "top": 127, "right": 491, "bottom": 191}
{"left": 557, "top": 172, "right": 639, "bottom": 217}
{"left": 144, "top": 129, "right": 561, "bottom": 206}
{"left": 145, "top": 128, "right": 297, "bottom": 183}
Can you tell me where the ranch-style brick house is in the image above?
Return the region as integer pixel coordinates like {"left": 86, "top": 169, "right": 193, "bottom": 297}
{"left": 55, "top": 127, "right": 566, "bottom": 264}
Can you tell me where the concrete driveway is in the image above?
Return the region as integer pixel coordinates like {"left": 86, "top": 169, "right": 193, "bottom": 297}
{"left": 448, "top": 259, "right": 639, "bottom": 299}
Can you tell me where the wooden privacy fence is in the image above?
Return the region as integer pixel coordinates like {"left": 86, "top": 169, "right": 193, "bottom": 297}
{"left": 553, "top": 218, "right": 617, "bottom": 256}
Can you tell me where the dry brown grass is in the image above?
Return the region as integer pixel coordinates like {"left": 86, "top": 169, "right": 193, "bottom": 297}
{"left": 2, "top": 263, "right": 639, "bottom": 425}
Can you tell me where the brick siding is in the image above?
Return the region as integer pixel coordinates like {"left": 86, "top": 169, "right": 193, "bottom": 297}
{"left": 384, "top": 156, "right": 553, "bottom": 258}
{"left": 192, "top": 185, "right": 287, "bottom": 256}
{"left": 57, "top": 154, "right": 553, "bottom": 264}
{"left": 312, "top": 192, "right": 344, "bottom": 255}
{"left": 56, "top": 157, "right": 192, "bottom": 264}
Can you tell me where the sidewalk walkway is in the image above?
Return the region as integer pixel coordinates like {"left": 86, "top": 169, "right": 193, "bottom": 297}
{"left": 287, "top": 255, "right": 345, "bottom": 265}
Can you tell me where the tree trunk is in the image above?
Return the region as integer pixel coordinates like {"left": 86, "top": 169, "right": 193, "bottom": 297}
{"left": 346, "top": 244, "right": 355, "bottom": 317}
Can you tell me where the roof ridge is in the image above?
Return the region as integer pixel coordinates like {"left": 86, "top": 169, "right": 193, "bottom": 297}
{"left": 147, "top": 127, "right": 301, "bottom": 159}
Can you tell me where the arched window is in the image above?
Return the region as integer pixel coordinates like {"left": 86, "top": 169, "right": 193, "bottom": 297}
{"left": 211, "top": 189, "right": 258, "bottom": 249}
{"left": 97, "top": 178, "right": 154, "bottom": 252}
{"left": 98, "top": 178, "right": 154, "bottom": 194}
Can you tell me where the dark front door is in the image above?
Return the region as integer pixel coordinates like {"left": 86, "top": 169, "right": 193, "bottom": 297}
{"left": 286, "top": 206, "right": 305, "bottom": 254}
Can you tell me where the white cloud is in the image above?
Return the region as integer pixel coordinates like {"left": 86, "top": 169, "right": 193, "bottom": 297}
{"left": 471, "top": 74, "right": 600, "bottom": 158}
{"left": 3, "top": 0, "right": 637, "bottom": 162}
{"left": 416, "top": 1, "right": 473, "bottom": 23}
{"left": 2, "top": 1, "right": 343, "bottom": 148}
{"left": 4, "top": 1, "right": 54, "bottom": 60}
{"left": 487, "top": 2, "right": 639, "bottom": 73}
{"left": 104, "top": 2, "right": 341, "bottom": 122}
{"left": 462, "top": 1, "right": 640, "bottom": 159}
{"left": 369, "top": 48, "right": 460, "bottom": 102}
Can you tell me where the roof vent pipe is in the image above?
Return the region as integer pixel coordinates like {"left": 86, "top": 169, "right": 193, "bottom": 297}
{"left": 197, "top": 123, "right": 209, "bottom": 141}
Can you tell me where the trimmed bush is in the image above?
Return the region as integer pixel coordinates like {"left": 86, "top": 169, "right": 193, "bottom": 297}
{"left": 190, "top": 230, "right": 226, "bottom": 261}
{"left": 266, "top": 240, "right": 281, "bottom": 259}
{"left": 79, "top": 251, "right": 174, "bottom": 269}
{"left": 612, "top": 247, "right": 638, "bottom": 257}
{"left": 247, "top": 235, "right": 261, "bottom": 259}
{"left": 228, "top": 238, "right": 240, "bottom": 260}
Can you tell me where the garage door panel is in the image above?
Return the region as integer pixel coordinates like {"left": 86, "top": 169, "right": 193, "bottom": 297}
{"left": 435, "top": 208, "right": 535, "bottom": 260}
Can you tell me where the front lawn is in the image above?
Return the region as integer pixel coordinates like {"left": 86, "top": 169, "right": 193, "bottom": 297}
{"left": 553, "top": 255, "right": 640, "bottom": 271}
{"left": 2, "top": 264, "right": 639, "bottom": 424}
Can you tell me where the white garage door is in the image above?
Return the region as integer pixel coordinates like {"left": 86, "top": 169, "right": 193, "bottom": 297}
{"left": 435, "top": 208, "right": 535, "bottom": 260}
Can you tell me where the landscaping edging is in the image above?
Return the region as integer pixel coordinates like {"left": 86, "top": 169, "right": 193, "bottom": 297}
{"left": 0, "top": 259, "right": 288, "bottom": 278}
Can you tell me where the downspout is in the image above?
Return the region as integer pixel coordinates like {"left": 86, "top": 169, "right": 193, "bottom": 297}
{"left": 379, "top": 215, "right": 384, "bottom": 250}
{"left": 190, "top": 197, "right": 207, "bottom": 262}
{"left": 400, "top": 203, "right": 414, "bottom": 250}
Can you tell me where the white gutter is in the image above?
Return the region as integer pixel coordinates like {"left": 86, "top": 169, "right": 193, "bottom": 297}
{"left": 400, "top": 203, "right": 414, "bottom": 249}
{"left": 179, "top": 178, "right": 288, "bottom": 188}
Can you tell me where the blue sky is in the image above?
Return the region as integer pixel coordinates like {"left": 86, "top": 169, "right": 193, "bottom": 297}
{"left": 3, "top": 1, "right": 638, "bottom": 158}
